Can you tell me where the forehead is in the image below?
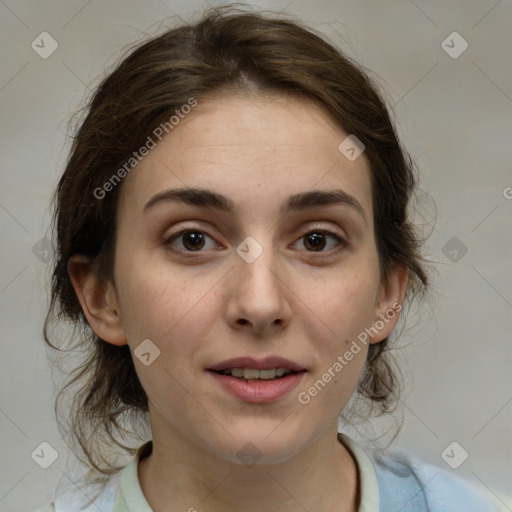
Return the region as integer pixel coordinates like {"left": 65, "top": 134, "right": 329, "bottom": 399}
{"left": 119, "top": 93, "right": 373, "bottom": 221}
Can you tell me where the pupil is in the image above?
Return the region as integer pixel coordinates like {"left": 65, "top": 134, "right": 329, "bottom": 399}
{"left": 183, "top": 231, "right": 204, "bottom": 251}
{"left": 305, "top": 232, "right": 325, "bottom": 251}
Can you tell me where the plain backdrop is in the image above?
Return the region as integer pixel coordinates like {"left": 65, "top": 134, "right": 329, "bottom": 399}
{"left": 0, "top": 1, "right": 511, "bottom": 510}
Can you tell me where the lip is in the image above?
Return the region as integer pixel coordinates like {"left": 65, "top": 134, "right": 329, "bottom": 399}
{"left": 206, "top": 356, "right": 306, "bottom": 372}
{"left": 208, "top": 370, "right": 307, "bottom": 403}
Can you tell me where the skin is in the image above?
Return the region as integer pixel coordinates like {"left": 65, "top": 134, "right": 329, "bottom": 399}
{"left": 69, "top": 92, "right": 408, "bottom": 512}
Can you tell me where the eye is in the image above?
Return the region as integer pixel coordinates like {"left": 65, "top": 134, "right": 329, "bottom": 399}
{"left": 293, "top": 229, "right": 347, "bottom": 254}
{"left": 164, "top": 229, "right": 220, "bottom": 252}
{"left": 164, "top": 227, "right": 347, "bottom": 255}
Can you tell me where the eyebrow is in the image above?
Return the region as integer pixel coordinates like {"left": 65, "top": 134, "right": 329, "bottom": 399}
{"left": 143, "top": 187, "right": 367, "bottom": 225}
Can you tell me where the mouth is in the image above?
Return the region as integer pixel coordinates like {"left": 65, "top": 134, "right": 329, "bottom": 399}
{"left": 206, "top": 356, "right": 307, "bottom": 402}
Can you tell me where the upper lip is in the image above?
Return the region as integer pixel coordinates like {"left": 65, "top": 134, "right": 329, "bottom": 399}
{"left": 207, "top": 356, "right": 306, "bottom": 372}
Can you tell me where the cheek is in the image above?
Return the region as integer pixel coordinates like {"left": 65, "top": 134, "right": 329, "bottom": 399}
{"left": 116, "top": 268, "right": 215, "bottom": 408}
{"left": 300, "top": 262, "right": 379, "bottom": 393}
{"left": 116, "top": 261, "right": 220, "bottom": 359}
{"left": 307, "top": 264, "right": 380, "bottom": 339}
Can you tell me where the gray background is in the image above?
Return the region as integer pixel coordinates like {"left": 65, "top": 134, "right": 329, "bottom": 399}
{"left": 0, "top": 0, "right": 511, "bottom": 510}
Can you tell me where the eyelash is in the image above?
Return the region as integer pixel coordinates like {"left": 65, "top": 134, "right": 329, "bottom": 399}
{"left": 164, "top": 226, "right": 347, "bottom": 256}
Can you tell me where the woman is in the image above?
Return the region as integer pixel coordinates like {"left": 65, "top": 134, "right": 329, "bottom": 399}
{"left": 40, "top": 5, "right": 498, "bottom": 511}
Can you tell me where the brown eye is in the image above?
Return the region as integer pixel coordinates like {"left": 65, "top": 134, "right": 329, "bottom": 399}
{"left": 295, "top": 230, "right": 346, "bottom": 253}
{"left": 165, "top": 230, "right": 218, "bottom": 252}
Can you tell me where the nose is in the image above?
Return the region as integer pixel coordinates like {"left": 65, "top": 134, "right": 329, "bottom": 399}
{"left": 224, "top": 238, "right": 292, "bottom": 336}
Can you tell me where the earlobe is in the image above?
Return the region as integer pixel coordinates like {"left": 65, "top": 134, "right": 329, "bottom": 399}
{"left": 369, "top": 264, "right": 409, "bottom": 344}
{"left": 67, "top": 255, "right": 127, "bottom": 346}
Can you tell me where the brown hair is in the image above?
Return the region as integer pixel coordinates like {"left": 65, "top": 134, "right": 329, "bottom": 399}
{"left": 44, "top": 4, "right": 431, "bottom": 477}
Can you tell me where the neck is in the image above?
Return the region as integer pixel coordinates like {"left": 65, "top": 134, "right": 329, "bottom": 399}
{"left": 138, "top": 423, "right": 359, "bottom": 512}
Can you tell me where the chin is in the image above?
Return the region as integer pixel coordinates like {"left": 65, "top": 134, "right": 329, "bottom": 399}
{"left": 210, "top": 427, "right": 312, "bottom": 467}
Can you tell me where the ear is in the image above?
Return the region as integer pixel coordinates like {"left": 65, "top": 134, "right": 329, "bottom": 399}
{"left": 67, "top": 255, "right": 127, "bottom": 346}
{"left": 369, "top": 263, "right": 408, "bottom": 344}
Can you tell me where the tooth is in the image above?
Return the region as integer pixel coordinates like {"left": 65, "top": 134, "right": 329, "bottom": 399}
{"left": 276, "top": 367, "right": 287, "bottom": 377}
{"left": 244, "top": 368, "right": 260, "bottom": 379}
{"left": 259, "top": 369, "right": 277, "bottom": 380}
{"left": 230, "top": 368, "right": 244, "bottom": 378}
{"left": 224, "top": 367, "right": 293, "bottom": 379}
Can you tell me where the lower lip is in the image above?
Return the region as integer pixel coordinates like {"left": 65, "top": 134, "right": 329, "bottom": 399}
{"left": 208, "top": 371, "right": 307, "bottom": 403}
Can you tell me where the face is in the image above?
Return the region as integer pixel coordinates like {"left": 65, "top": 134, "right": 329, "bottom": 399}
{"left": 101, "top": 93, "right": 402, "bottom": 465}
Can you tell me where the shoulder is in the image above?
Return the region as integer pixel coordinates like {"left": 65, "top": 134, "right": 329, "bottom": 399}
{"left": 371, "top": 449, "right": 500, "bottom": 512}
{"left": 37, "top": 470, "right": 121, "bottom": 512}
